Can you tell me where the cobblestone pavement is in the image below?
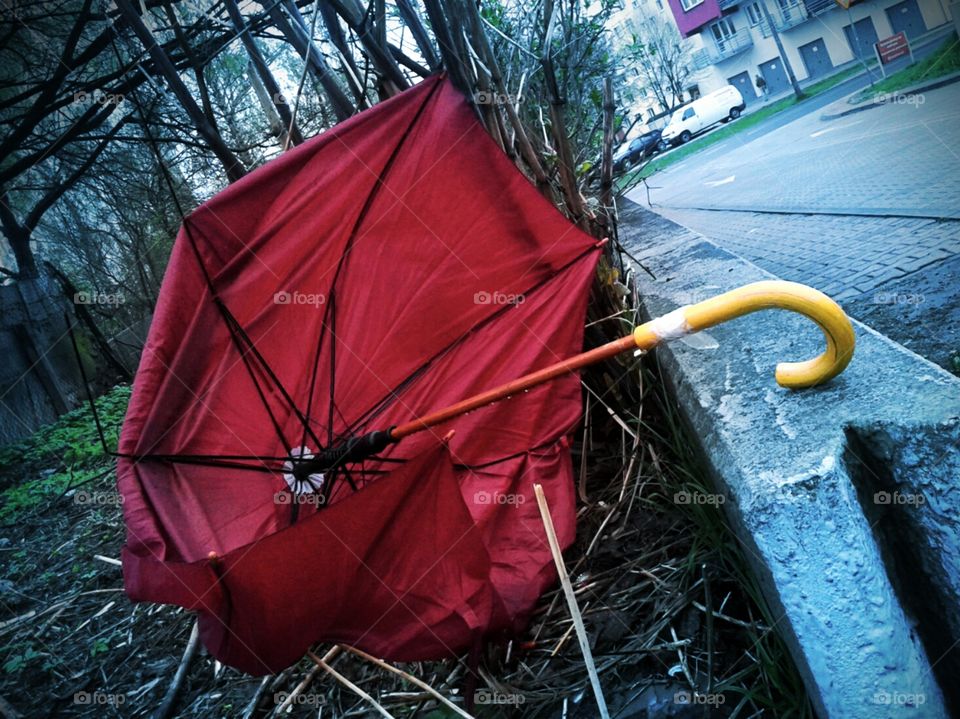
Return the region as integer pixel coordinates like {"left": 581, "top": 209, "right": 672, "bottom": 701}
{"left": 624, "top": 82, "right": 960, "bottom": 370}
{"left": 649, "top": 208, "right": 960, "bottom": 302}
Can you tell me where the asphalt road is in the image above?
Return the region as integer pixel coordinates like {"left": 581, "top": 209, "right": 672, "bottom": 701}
{"left": 650, "top": 27, "right": 955, "bottom": 168}
{"left": 624, "top": 47, "right": 960, "bottom": 371}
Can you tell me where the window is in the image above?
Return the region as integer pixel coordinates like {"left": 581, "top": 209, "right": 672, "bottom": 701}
{"left": 710, "top": 17, "right": 737, "bottom": 42}
{"left": 745, "top": 2, "right": 763, "bottom": 25}
{"left": 680, "top": 0, "right": 704, "bottom": 11}
{"left": 682, "top": 107, "right": 696, "bottom": 119}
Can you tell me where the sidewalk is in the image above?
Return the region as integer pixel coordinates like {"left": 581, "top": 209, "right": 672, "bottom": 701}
{"left": 821, "top": 69, "right": 960, "bottom": 120}
{"left": 745, "top": 24, "right": 955, "bottom": 120}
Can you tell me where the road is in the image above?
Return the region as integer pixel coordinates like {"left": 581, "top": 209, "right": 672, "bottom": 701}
{"left": 625, "top": 75, "right": 960, "bottom": 371}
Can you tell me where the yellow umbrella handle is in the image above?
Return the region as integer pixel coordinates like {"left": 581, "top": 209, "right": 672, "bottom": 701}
{"left": 634, "top": 280, "right": 856, "bottom": 389}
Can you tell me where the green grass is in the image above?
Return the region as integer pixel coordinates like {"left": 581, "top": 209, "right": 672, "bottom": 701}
{"left": 617, "top": 65, "right": 863, "bottom": 187}
{"left": 853, "top": 34, "right": 960, "bottom": 102}
{"left": 0, "top": 385, "right": 129, "bottom": 520}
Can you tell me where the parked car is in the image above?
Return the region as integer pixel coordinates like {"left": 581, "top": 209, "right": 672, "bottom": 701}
{"left": 613, "top": 130, "right": 662, "bottom": 172}
{"left": 660, "top": 85, "right": 746, "bottom": 147}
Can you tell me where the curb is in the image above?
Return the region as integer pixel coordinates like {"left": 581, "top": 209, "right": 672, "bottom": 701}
{"left": 820, "top": 71, "right": 960, "bottom": 120}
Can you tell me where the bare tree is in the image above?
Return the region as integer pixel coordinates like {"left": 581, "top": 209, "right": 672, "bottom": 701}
{"left": 625, "top": 14, "right": 694, "bottom": 113}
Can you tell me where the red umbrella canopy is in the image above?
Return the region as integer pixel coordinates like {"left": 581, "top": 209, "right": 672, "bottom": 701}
{"left": 118, "top": 75, "right": 602, "bottom": 674}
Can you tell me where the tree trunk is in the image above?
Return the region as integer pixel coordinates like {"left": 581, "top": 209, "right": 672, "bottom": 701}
{"left": 43, "top": 262, "right": 133, "bottom": 382}
{"left": 268, "top": 2, "right": 355, "bottom": 121}
{"left": 114, "top": 0, "right": 246, "bottom": 182}
{"left": 224, "top": 0, "right": 304, "bottom": 146}
{"left": 395, "top": 0, "right": 440, "bottom": 71}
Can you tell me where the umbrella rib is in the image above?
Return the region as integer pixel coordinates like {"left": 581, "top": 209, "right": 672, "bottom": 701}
{"left": 216, "top": 300, "right": 293, "bottom": 452}
{"left": 344, "top": 246, "right": 600, "bottom": 437}
{"left": 327, "top": 290, "right": 337, "bottom": 446}
{"left": 307, "top": 79, "right": 443, "bottom": 439}
{"left": 300, "top": 289, "right": 331, "bottom": 452}
{"left": 218, "top": 300, "right": 326, "bottom": 450}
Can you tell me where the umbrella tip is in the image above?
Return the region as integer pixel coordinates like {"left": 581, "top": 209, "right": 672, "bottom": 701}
{"left": 441, "top": 430, "right": 456, "bottom": 444}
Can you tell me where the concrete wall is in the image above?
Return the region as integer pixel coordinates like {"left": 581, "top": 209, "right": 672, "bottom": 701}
{"left": 0, "top": 277, "right": 84, "bottom": 446}
{"left": 619, "top": 201, "right": 960, "bottom": 718}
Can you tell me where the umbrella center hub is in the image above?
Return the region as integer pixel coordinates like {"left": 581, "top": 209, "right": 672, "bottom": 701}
{"left": 282, "top": 446, "right": 325, "bottom": 496}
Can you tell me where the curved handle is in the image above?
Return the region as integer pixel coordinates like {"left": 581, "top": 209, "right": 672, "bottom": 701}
{"left": 633, "top": 280, "right": 856, "bottom": 389}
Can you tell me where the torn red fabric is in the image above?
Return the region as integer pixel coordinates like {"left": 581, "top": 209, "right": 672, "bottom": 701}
{"left": 118, "top": 75, "right": 600, "bottom": 674}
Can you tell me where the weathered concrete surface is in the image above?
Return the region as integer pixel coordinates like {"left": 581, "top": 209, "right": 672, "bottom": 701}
{"left": 619, "top": 200, "right": 960, "bottom": 718}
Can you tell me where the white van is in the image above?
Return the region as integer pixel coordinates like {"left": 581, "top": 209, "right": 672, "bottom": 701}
{"left": 660, "top": 85, "right": 746, "bottom": 147}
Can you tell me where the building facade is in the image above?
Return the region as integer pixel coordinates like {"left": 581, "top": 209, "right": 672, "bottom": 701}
{"left": 664, "top": 0, "right": 952, "bottom": 104}
{"left": 609, "top": 0, "right": 698, "bottom": 132}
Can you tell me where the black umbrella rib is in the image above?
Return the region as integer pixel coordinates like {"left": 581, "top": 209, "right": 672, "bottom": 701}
{"left": 300, "top": 290, "right": 331, "bottom": 452}
{"left": 344, "top": 246, "right": 601, "bottom": 437}
{"left": 216, "top": 299, "right": 326, "bottom": 451}
{"left": 123, "top": 452, "right": 389, "bottom": 479}
{"left": 326, "top": 290, "right": 337, "bottom": 446}
{"left": 305, "top": 78, "right": 444, "bottom": 443}
{"left": 111, "top": 38, "right": 328, "bottom": 466}
{"left": 215, "top": 298, "right": 295, "bottom": 452}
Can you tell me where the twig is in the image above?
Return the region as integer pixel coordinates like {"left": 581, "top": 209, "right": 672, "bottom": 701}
{"left": 307, "top": 649, "right": 395, "bottom": 718}
{"left": 534, "top": 484, "right": 610, "bottom": 719}
{"left": 703, "top": 562, "right": 714, "bottom": 700}
{"left": 341, "top": 645, "right": 474, "bottom": 718}
{"left": 0, "top": 694, "right": 23, "bottom": 719}
{"left": 153, "top": 619, "right": 200, "bottom": 719}
{"left": 691, "top": 601, "right": 769, "bottom": 631}
{"left": 241, "top": 676, "right": 270, "bottom": 719}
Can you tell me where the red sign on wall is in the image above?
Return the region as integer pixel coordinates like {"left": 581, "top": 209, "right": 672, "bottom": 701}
{"left": 875, "top": 32, "right": 911, "bottom": 65}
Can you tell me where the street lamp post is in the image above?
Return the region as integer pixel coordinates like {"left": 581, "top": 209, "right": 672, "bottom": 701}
{"left": 760, "top": 0, "right": 804, "bottom": 99}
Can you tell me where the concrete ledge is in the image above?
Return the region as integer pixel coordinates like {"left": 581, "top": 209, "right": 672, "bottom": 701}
{"left": 618, "top": 201, "right": 960, "bottom": 718}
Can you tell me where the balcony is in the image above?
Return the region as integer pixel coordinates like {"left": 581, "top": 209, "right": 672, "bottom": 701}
{"left": 706, "top": 28, "right": 754, "bottom": 63}
{"left": 718, "top": 0, "right": 741, "bottom": 9}
{"left": 760, "top": 0, "right": 810, "bottom": 35}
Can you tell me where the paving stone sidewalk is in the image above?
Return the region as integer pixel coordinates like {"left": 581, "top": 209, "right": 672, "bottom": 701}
{"left": 652, "top": 206, "right": 960, "bottom": 370}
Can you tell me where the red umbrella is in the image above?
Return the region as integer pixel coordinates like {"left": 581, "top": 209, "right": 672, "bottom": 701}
{"left": 118, "top": 76, "right": 601, "bottom": 674}
{"left": 118, "top": 74, "right": 856, "bottom": 676}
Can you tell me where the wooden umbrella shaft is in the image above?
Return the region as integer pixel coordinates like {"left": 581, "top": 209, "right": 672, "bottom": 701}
{"left": 290, "top": 280, "right": 854, "bottom": 479}
{"left": 389, "top": 333, "right": 637, "bottom": 440}
{"left": 389, "top": 279, "right": 855, "bottom": 441}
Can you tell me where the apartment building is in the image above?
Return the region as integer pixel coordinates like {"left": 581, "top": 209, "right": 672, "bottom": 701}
{"left": 609, "top": 0, "right": 695, "bottom": 130}
{"left": 664, "top": 0, "right": 952, "bottom": 104}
